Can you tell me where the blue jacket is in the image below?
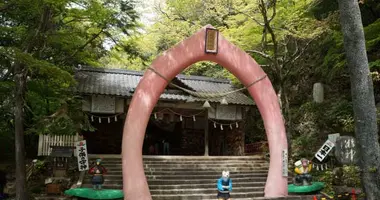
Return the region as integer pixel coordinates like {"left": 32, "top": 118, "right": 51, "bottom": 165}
{"left": 217, "top": 178, "right": 232, "bottom": 192}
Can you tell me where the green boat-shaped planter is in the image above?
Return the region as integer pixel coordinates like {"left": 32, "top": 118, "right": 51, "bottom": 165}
{"left": 64, "top": 188, "right": 124, "bottom": 199}
{"left": 288, "top": 182, "right": 325, "bottom": 194}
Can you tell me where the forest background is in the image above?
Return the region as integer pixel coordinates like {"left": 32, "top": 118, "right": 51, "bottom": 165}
{"left": 1, "top": 0, "right": 380, "bottom": 195}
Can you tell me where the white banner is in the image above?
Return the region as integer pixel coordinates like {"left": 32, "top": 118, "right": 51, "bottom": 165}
{"left": 282, "top": 149, "right": 288, "bottom": 177}
{"left": 76, "top": 140, "right": 89, "bottom": 171}
{"left": 314, "top": 139, "right": 335, "bottom": 162}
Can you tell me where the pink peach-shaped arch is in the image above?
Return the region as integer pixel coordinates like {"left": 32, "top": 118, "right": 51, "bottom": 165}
{"left": 122, "top": 25, "right": 288, "bottom": 199}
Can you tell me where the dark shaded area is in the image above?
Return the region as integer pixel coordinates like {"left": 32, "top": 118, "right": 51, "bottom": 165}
{"left": 0, "top": 170, "right": 6, "bottom": 195}
{"left": 82, "top": 115, "right": 125, "bottom": 154}
{"left": 143, "top": 120, "right": 182, "bottom": 155}
{"left": 311, "top": 0, "right": 380, "bottom": 27}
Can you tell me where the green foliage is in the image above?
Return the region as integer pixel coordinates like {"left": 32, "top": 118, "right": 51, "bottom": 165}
{"left": 0, "top": 0, "right": 139, "bottom": 151}
{"left": 315, "top": 170, "right": 334, "bottom": 194}
{"left": 342, "top": 166, "right": 362, "bottom": 187}
{"left": 314, "top": 166, "right": 362, "bottom": 195}
{"left": 33, "top": 160, "right": 47, "bottom": 172}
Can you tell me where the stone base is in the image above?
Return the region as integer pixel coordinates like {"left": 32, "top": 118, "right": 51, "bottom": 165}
{"left": 253, "top": 195, "right": 323, "bottom": 200}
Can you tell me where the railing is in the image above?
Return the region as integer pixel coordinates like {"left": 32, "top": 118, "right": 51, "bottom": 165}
{"left": 38, "top": 134, "right": 79, "bottom": 156}
{"left": 244, "top": 141, "right": 268, "bottom": 155}
{"left": 26, "top": 160, "right": 37, "bottom": 181}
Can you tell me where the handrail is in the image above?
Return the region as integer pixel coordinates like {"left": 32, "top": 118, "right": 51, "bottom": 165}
{"left": 26, "top": 159, "right": 37, "bottom": 181}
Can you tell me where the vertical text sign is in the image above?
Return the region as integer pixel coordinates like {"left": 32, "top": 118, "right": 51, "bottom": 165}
{"left": 314, "top": 139, "right": 335, "bottom": 162}
{"left": 335, "top": 136, "right": 358, "bottom": 165}
{"left": 282, "top": 149, "right": 288, "bottom": 177}
{"left": 205, "top": 28, "right": 218, "bottom": 54}
{"left": 76, "top": 140, "right": 89, "bottom": 171}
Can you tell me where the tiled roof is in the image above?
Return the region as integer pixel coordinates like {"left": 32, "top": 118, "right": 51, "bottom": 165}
{"left": 75, "top": 67, "right": 254, "bottom": 106}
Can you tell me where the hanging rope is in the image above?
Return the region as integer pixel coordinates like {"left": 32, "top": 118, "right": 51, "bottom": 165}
{"left": 85, "top": 112, "right": 124, "bottom": 119}
{"left": 209, "top": 118, "right": 241, "bottom": 126}
{"left": 152, "top": 108, "right": 241, "bottom": 129}
{"left": 152, "top": 108, "right": 205, "bottom": 117}
{"left": 147, "top": 67, "right": 267, "bottom": 99}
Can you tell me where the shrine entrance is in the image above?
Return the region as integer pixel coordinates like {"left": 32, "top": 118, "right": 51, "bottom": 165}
{"left": 121, "top": 25, "right": 288, "bottom": 199}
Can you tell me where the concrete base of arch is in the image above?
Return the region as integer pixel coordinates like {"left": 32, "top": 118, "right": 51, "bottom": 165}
{"left": 121, "top": 25, "right": 288, "bottom": 199}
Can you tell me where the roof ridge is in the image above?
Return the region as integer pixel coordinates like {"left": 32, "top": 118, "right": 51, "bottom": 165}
{"left": 78, "top": 66, "right": 230, "bottom": 83}
{"left": 176, "top": 74, "right": 230, "bottom": 83}
{"left": 79, "top": 66, "right": 143, "bottom": 76}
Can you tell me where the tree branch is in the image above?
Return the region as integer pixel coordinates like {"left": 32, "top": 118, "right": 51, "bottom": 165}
{"left": 69, "top": 29, "right": 104, "bottom": 58}
{"left": 268, "top": 0, "right": 277, "bottom": 22}
{"left": 232, "top": 8, "right": 265, "bottom": 26}
{"left": 103, "top": 31, "right": 119, "bottom": 45}
{"left": 156, "top": 4, "right": 198, "bottom": 27}
{"left": 285, "top": 36, "right": 318, "bottom": 65}
{"left": 246, "top": 50, "right": 273, "bottom": 61}
{"left": 259, "top": 0, "right": 279, "bottom": 69}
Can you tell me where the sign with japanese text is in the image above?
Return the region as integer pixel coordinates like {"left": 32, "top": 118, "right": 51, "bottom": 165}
{"left": 76, "top": 140, "right": 89, "bottom": 171}
{"left": 282, "top": 149, "right": 288, "bottom": 177}
{"left": 335, "top": 136, "right": 359, "bottom": 165}
{"left": 91, "top": 95, "right": 116, "bottom": 114}
{"left": 314, "top": 139, "right": 335, "bottom": 162}
{"left": 205, "top": 28, "right": 218, "bottom": 54}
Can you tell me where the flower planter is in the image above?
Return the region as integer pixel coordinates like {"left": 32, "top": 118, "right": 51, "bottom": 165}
{"left": 46, "top": 183, "right": 61, "bottom": 194}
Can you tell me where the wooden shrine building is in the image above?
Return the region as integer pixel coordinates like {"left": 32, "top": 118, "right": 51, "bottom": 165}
{"left": 75, "top": 67, "right": 255, "bottom": 156}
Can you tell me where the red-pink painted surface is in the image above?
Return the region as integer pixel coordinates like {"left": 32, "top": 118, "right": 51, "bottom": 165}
{"left": 122, "top": 25, "right": 288, "bottom": 199}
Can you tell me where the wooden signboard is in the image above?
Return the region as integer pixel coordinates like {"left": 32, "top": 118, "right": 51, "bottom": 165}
{"left": 209, "top": 105, "right": 242, "bottom": 121}
{"left": 91, "top": 95, "right": 116, "bottom": 114}
{"left": 205, "top": 28, "right": 219, "bottom": 54}
{"left": 76, "top": 140, "right": 89, "bottom": 171}
{"left": 282, "top": 149, "right": 288, "bottom": 177}
{"left": 334, "top": 136, "right": 359, "bottom": 165}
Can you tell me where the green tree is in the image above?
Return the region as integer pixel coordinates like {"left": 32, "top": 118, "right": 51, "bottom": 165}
{"left": 0, "top": 0, "right": 138, "bottom": 198}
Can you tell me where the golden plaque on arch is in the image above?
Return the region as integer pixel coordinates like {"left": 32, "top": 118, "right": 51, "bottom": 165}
{"left": 205, "top": 28, "right": 219, "bottom": 54}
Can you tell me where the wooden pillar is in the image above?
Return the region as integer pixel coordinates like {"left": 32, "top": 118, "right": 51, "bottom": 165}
{"left": 204, "top": 112, "right": 209, "bottom": 156}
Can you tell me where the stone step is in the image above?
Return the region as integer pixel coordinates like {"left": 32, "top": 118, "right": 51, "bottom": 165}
{"left": 33, "top": 195, "right": 70, "bottom": 200}
{"left": 89, "top": 155, "right": 265, "bottom": 160}
{"left": 104, "top": 170, "right": 269, "bottom": 175}
{"left": 83, "top": 155, "right": 275, "bottom": 199}
{"left": 82, "top": 182, "right": 267, "bottom": 190}
{"left": 83, "top": 177, "right": 271, "bottom": 185}
{"left": 83, "top": 178, "right": 293, "bottom": 186}
{"left": 102, "top": 163, "right": 268, "bottom": 168}
{"left": 33, "top": 194, "right": 324, "bottom": 200}
{"left": 95, "top": 160, "right": 267, "bottom": 164}
{"left": 151, "top": 191, "right": 264, "bottom": 199}
{"left": 104, "top": 166, "right": 269, "bottom": 171}
{"left": 87, "top": 173, "right": 268, "bottom": 180}
{"left": 149, "top": 187, "right": 265, "bottom": 195}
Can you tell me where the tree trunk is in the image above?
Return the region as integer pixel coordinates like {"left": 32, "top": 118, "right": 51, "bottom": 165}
{"left": 14, "top": 62, "right": 28, "bottom": 200}
{"left": 283, "top": 90, "right": 292, "bottom": 160}
{"left": 337, "top": 0, "right": 380, "bottom": 199}
{"left": 277, "top": 85, "right": 292, "bottom": 159}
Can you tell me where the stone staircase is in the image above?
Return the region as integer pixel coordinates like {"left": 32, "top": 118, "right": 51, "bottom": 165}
{"left": 82, "top": 155, "right": 290, "bottom": 200}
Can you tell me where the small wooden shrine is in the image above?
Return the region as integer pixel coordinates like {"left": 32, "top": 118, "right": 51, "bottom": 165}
{"left": 49, "top": 146, "right": 74, "bottom": 177}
